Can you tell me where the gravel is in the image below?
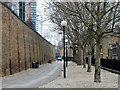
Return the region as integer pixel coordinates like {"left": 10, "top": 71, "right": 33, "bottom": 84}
{"left": 39, "top": 61, "right": 118, "bottom": 88}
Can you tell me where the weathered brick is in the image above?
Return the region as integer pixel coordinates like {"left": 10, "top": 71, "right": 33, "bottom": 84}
{"left": 2, "top": 6, "right": 10, "bottom": 76}
{"left": 18, "top": 21, "right": 25, "bottom": 71}
{"left": 1, "top": 3, "right": 55, "bottom": 76}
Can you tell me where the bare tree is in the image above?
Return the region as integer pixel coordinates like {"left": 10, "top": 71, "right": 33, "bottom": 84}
{"left": 45, "top": 2, "right": 120, "bottom": 82}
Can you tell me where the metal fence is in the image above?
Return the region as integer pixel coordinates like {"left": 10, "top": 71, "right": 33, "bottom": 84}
{"left": 87, "top": 58, "right": 120, "bottom": 72}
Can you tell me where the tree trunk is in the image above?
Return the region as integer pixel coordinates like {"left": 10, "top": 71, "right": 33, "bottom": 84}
{"left": 94, "top": 41, "right": 101, "bottom": 83}
{"left": 83, "top": 53, "right": 86, "bottom": 68}
{"left": 74, "top": 52, "right": 78, "bottom": 64}
{"left": 77, "top": 45, "right": 83, "bottom": 65}
{"left": 74, "top": 52, "right": 77, "bottom": 63}
{"left": 73, "top": 49, "right": 76, "bottom": 62}
{"left": 75, "top": 54, "right": 78, "bottom": 64}
{"left": 87, "top": 45, "right": 91, "bottom": 72}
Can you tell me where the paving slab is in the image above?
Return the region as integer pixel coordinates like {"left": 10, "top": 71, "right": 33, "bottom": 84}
{"left": 39, "top": 61, "right": 118, "bottom": 88}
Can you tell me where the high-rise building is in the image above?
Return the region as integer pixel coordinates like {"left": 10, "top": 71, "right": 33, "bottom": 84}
{"left": 5, "top": 2, "right": 19, "bottom": 16}
{"left": 25, "top": 2, "right": 30, "bottom": 22}
{"left": 5, "top": 1, "right": 29, "bottom": 21}
{"left": 36, "top": 11, "right": 42, "bottom": 34}
{"left": 31, "top": 1, "right": 37, "bottom": 29}
{"left": 19, "top": 2, "right": 25, "bottom": 21}
{"left": 24, "top": 0, "right": 37, "bottom": 30}
{"left": 5, "top": 0, "right": 37, "bottom": 30}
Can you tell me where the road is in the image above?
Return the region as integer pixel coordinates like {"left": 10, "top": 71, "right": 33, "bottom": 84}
{"left": 2, "top": 61, "right": 62, "bottom": 88}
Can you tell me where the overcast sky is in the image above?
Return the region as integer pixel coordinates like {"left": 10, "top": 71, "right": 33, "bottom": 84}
{"left": 36, "top": 0, "right": 61, "bottom": 46}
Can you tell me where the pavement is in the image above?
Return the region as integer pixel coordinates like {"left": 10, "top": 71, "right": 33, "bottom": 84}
{"left": 39, "top": 61, "right": 119, "bottom": 88}
{"left": 2, "top": 61, "right": 62, "bottom": 88}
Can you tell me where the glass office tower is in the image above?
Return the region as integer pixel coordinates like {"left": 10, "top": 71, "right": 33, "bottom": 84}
{"left": 31, "top": 2, "right": 36, "bottom": 29}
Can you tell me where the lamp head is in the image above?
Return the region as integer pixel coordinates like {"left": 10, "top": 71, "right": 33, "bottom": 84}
{"left": 61, "top": 20, "right": 67, "bottom": 27}
{"left": 65, "top": 39, "right": 68, "bottom": 43}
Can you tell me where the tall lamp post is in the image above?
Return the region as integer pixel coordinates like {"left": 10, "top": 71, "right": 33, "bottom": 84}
{"left": 61, "top": 20, "right": 67, "bottom": 78}
{"left": 65, "top": 39, "right": 68, "bottom": 67}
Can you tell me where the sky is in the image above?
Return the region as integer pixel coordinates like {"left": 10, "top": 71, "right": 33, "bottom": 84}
{"left": 36, "top": 0, "right": 120, "bottom": 46}
{"left": 36, "top": 0, "right": 61, "bottom": 46}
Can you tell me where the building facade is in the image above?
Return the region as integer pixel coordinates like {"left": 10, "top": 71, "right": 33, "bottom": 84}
{"left": 5, "top": 2, "right": 19, "bottom": 16}
{"left": 36, "top": 11, "right": 42, "bottom": 33}
{"left": 111, "top": 43, "right": 120, "bottom": 60}
{"left": 101, "top": 37, "right": 119, "bottom": 59}
{"left": 31, "top": 2, "right": 37, "bottom": 29}
{"left": 93, "top": 36, "right": 120, "bottom": 60}
{"left": 19, "top": 2, "right": 25, "bottom": 21}
{"left": 5, "top": 1, "right": 37, "bottom": 30}
{"left": 25, "top": 1, "right": 30, "bottom": 22}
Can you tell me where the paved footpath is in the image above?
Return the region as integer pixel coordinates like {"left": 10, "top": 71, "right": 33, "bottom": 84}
{"left": 39, "top": 61, "right": 119, "bottom": 88}
{"left": 2, "top": 61, "right": 62, "bottom": 88}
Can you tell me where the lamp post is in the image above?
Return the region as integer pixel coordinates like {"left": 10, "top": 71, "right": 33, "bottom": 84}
{"left": 61, "top": 20, "right": 67, "bottom": 78}
{"left": 65, "top": 39, "right": 68, "bottom": 67}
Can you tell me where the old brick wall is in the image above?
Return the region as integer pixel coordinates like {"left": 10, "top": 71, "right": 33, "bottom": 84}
{"left": 101, "top": 37, "right": 119, "bottom": 59}
{"left": 2, "top": 3, "right": 55, "bottom": 76}
{"left": 94, "top": 37, "right": 119, "bottom": 59}
{"left": 0, "top": 3, "right": 2, "bottom": 77}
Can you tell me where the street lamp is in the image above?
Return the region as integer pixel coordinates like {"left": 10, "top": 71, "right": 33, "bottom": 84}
{"left": 65, "top": 39, "right": 68, "bottom": 67}
{"left": 61, "top": 20, "right": 67, "bottom": 78}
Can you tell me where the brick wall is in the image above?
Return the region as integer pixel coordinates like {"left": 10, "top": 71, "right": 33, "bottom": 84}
{"left": 0, "top": 3, "right": 2, "bottom": 77}
{"left": 94, "top": 37, "right": 119, "bottom": 59}
{"left": 1, "top": 3, "right": 55, "bottom": 76}
{"left": 101, "top": 37, "right": 119, "bottom": 58}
